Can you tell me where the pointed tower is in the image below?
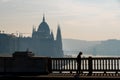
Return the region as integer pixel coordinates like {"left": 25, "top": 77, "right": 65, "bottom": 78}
{"left": 56, "top": 24, "right": 63, "bottom": 57}
{"left": 32, "top": 25, "right": 36, "bottom": 38}
{"left": 51, "top": 30, "right": 54, "bottom": 40}
{"left": 43, "top": 14, "right": 45, "bottom": 22}
{"left": 32, "top": 25, "right": 36, "bottom": 33}
{"left": 56, "top": 25, "right": 62, "bottom": 48}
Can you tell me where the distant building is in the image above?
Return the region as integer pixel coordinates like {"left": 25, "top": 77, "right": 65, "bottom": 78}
{"left": 0, "top": 15, "right": 63, "bottom": 57}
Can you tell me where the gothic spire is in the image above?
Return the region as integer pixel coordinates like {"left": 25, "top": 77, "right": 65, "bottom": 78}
{"left": 43, "top": 14, "right": 45, "bottom": 22}
{"left": 32, "top": 25, "right": 36, "bottom": 32}
{"left": 51, "top": 30, "right": 54, "bottom": 40}
{"left": 56, "top": 24, "right": 63, "bottom": 57}
{"left": 56, "top": 24, "right": 62, "bottom": 47}
{"left": 56, "top": 24, "right": 61, "bottom": 40}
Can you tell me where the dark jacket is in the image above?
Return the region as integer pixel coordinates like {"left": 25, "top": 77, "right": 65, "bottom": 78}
{"left": 76, "top": 52, "right": 82, "bottom": 64}
{"left": 76, "top": 54, "right": 81, "bottom": 63}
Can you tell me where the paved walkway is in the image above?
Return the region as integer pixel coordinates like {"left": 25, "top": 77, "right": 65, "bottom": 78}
{"left": 20, "top": 73, "right": 120, "bottom": 79}
{"left": 1, "top": 73, "right": 120, "bottom": 79}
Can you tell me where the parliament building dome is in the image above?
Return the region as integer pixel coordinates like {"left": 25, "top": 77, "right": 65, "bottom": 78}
{"left": 37, "top": 15, "right": 50, "bottom": 35}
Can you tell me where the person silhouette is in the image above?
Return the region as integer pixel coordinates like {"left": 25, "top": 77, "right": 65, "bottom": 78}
{"left": 76, "top": 51, "right": 82, "bottom": 74}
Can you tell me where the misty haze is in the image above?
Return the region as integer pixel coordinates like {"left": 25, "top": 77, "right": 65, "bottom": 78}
{"left": 0, "top": 0, "right": 120, "bottom": 57}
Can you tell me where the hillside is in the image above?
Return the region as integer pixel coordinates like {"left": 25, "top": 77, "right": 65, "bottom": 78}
{"left": 62, "top": 39, "right": 101, "bottom": 56}
{"left": 90, "top": 39, "right": 120, "bottom": 56}
{"left": 62, "top": 39, "right": 120, "bottom": 56}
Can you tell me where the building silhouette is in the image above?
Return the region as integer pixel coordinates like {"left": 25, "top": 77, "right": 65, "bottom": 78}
{"left": 0, "top": 15, "right": 63, "bottom": 57}
{"left": 0, "top": 51, "right": 50, "bottom": 74}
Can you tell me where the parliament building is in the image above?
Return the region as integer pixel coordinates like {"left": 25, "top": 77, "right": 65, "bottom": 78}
{"left": 0, "top": 15, "right": 63, "bottom": 57}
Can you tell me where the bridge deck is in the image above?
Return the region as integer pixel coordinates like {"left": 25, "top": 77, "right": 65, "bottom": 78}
{"left": 17, "top": 73, "right": 120, "bottom": 79}
{"left": 1, "top": 73, "right": 120, "bottom": 79}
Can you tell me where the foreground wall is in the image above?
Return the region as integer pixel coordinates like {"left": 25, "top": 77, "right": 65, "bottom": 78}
{"left": 0, "top": 51, "right": 50, "bottom": 75}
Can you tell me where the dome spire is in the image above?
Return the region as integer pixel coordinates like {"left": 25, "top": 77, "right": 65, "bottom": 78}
{"left": 43, "top": 14, "right": 45, "bottom": 22}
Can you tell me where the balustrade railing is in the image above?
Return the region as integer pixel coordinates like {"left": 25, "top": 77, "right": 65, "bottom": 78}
{"left": 50, "top": 57, "right": 120, "bottom": 75}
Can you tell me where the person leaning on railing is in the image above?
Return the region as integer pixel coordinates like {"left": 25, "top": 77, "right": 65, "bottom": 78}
{"left": 76, "top": 51, "right": 82, "bottom": 74}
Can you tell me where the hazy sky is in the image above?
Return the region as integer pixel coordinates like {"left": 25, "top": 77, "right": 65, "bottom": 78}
{"left": 0, "top": 0, "right": 120, "bottom": 41}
